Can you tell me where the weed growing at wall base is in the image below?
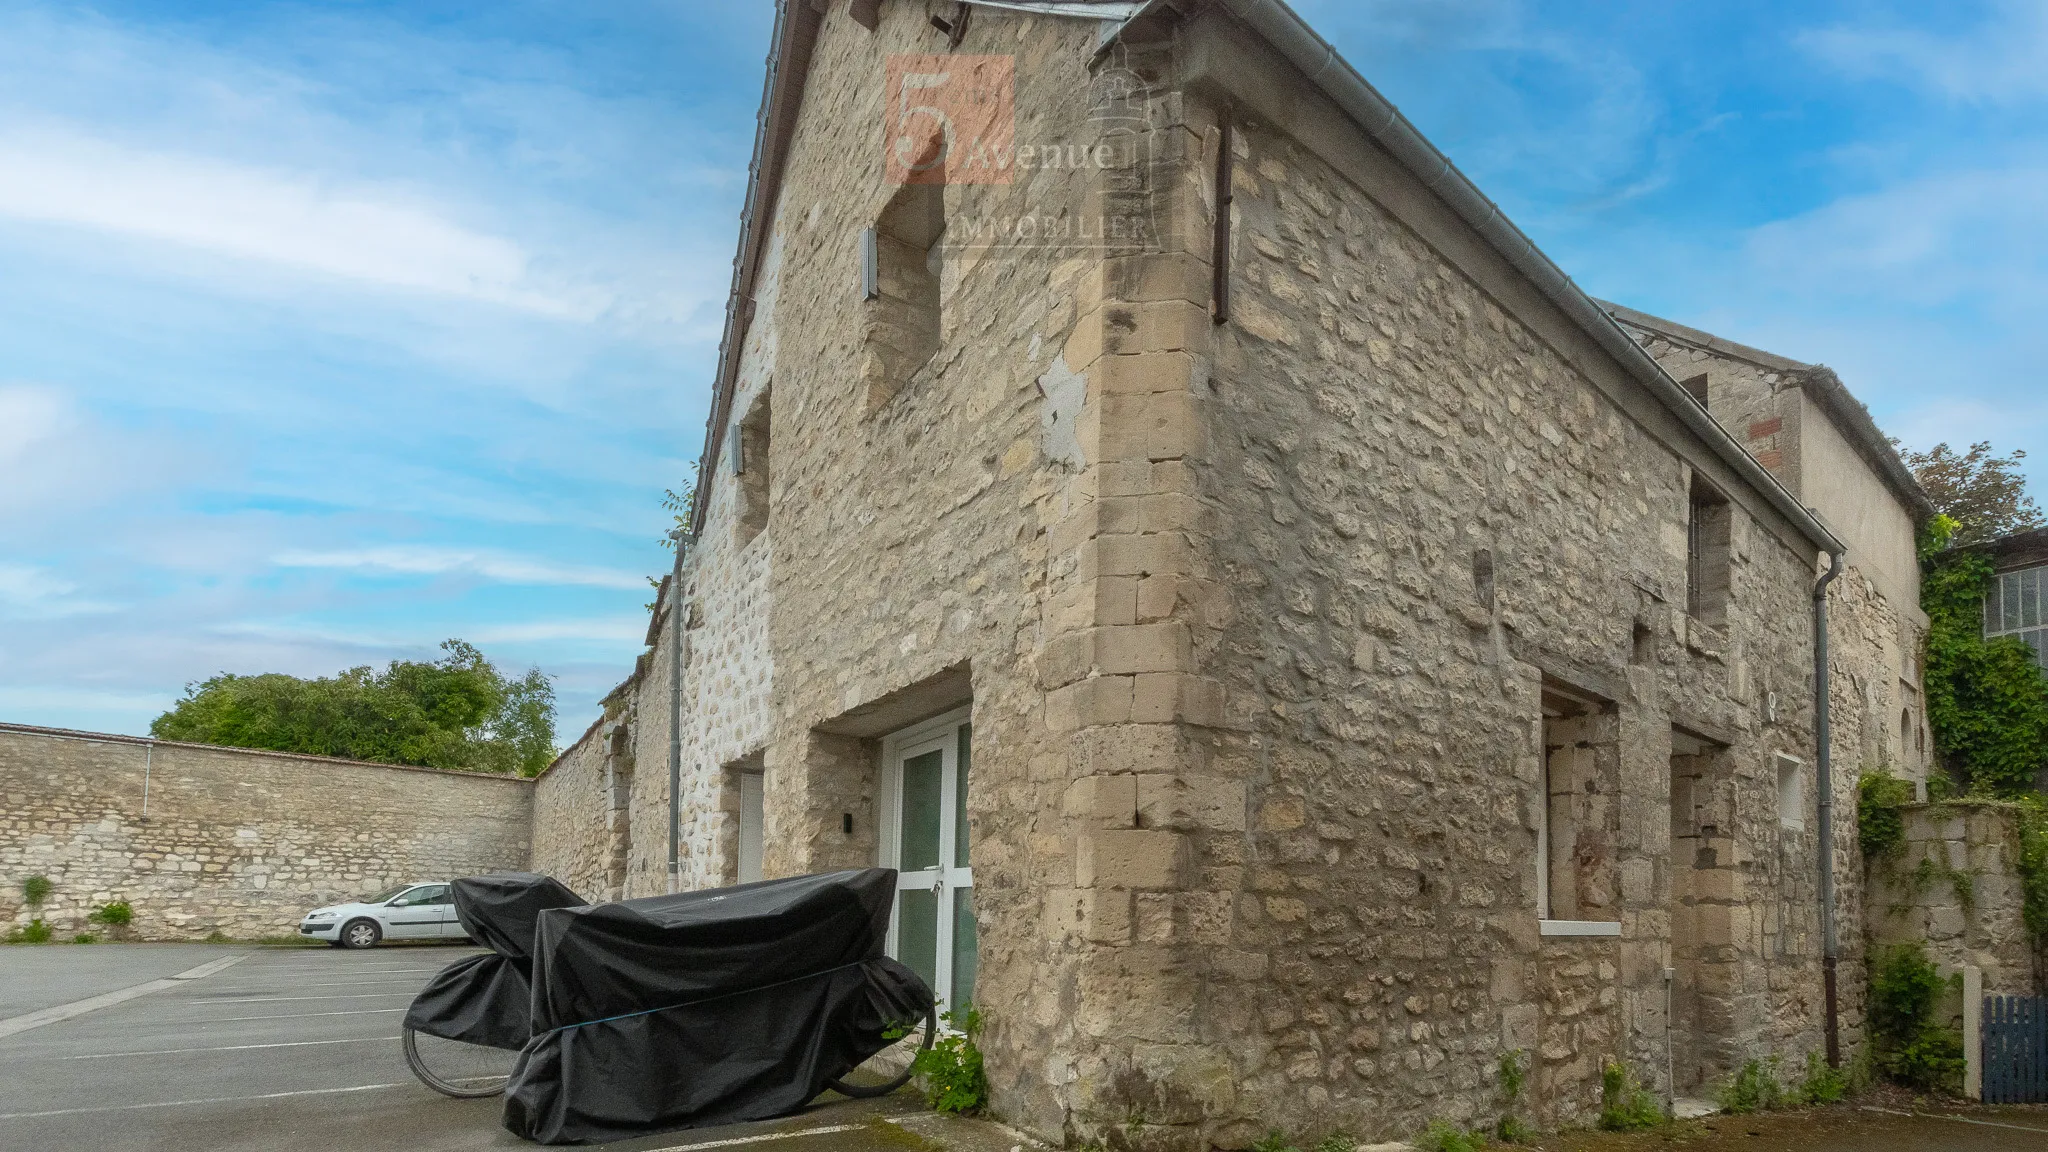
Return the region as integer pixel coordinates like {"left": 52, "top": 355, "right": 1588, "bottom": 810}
{"left": 912, "top": 1008, "right": 986, "bottom": 1114}
{"left": 1598, "top": 1060, "right": 1664, "bottom": 1130}
{"left": 1868, "top": 943, "right": 1964, "bottom": 1093}
{"left": 5, "top": 919, "right": 52, "bottom": 944}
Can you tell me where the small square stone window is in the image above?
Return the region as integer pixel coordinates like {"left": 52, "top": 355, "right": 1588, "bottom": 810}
{"left": 1775, "top": 754, "right": 1804, "bottom": 831}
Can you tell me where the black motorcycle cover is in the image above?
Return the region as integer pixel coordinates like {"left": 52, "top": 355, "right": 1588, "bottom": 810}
{"left": 403, "top": 872, "right": 585, "bottom": 1050}
{"left": 500, "top": 868, "right": 934, "bottom": 1145}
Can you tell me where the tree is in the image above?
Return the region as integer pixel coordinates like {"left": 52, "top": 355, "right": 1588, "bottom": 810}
{"left": 150, "top": 639, "right": 558, "bottom": 776}
{"left": 1898, "top": 440, "right": 2044, "bottom": 546}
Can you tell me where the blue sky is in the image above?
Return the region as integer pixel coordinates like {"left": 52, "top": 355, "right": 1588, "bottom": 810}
{"left": 2, "top": 0, "right": 2042, "bottom": 742}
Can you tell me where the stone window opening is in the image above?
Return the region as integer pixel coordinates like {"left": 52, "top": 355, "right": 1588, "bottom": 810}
{"left": 861, "top": 180, "right": 946, "bottom": 410}
{"left": 1686, "top": 474, "right": 1732, "bottom": 626}
{"left": 720, "top": 751, "right": 766, "bottom": 886}
{"left": 1680, "top": 372, "right": 1709, "bottom": 408}
{"left": 1670, "top": 728, "right": 1740, "bottom": 1094}
{"left": 1775, "top": 752, "right": 1805, "bottom": 831}
{"left": 1537, "top": 680, "right": 1622, "bottom": 934}
{"left": 1631, "top": 620, "right": 1655, "bottom": 666}
{"left": 732, "top": 388, "right": 771, "bottom": 547}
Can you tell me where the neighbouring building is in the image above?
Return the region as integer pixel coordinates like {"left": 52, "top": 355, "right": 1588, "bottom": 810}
{"left": 0, "top": 722, "right": 533, "bottom": 940}
{"left": 528, "top": 0, "right": 1933, "bottom": 1146}
{"left": 1978, "top": 526, "right": 2048, "bottom": 675}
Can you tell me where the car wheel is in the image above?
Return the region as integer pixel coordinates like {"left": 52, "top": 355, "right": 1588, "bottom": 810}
{"left": 340, "top": 918, "right": 381, "bottom": 949}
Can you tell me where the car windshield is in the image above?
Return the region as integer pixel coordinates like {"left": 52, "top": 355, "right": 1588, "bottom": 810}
{"left": 368, "top": 884, "right": 415, "bottom": 904}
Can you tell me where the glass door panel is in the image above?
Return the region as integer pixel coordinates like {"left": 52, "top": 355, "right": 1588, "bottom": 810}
{"left": 885, "top": 711, "right": 977, "bottom": 1015}
{"left": 900, "top": 750, "right": 944, "bottom": 872}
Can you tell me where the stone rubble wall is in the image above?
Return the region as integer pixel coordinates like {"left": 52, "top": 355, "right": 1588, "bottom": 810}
{"left": 1187, "top": 71, "right": 1853, "bottom": 1138}
{"left": 531, "top": 709, "right": 631, "bottom": 902}
{"left": 1866, "top": 802, "right": 2043, "bottom": 1006}
{"left": 0, "top": 724, "right": 531, "bottom": 940}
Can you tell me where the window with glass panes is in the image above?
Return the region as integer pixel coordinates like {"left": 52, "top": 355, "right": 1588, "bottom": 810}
{"left": 1985, "top": 564, "right": 2048, "bottom": 671}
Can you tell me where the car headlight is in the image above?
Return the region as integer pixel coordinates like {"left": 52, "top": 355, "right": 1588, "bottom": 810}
{"left": 305, "top": 911, "right": 336, "bottom": 920}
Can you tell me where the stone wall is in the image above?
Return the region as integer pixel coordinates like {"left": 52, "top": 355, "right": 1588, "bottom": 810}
{"left": 1178, "top": 74, "right": 1846, "bottom": 1134}
{"left": 0, "top": 723, "right": 532, "bottom": 940}
{"left": 1866, "top": 802, "right": 2043, "bottom": 1000}
{"left": 530, "top": 705, "right": 635, "bottom": 903}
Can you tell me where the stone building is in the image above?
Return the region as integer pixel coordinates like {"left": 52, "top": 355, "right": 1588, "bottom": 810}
{"left": 538, "top": 1, "right": 1930, "bottom": 1145}
{"left": 1605, "top": 305, "right": 1937, "bottom": 796}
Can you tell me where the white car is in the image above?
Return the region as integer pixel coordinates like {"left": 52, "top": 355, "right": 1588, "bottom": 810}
{"left": 298, "top": 882, "right": 471, "bottom": 949}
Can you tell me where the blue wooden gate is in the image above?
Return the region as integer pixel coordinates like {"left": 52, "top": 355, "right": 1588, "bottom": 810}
{"left": 1983, "top": 995, "right": 2048, "bottom": 1104}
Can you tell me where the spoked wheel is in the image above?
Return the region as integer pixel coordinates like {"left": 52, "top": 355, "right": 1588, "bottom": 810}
{"left": 826, "top": 1004, "right": 938, "bottom": 1099}
{"left": 402, "top": 1027, "right": 518, "bottom": 1098}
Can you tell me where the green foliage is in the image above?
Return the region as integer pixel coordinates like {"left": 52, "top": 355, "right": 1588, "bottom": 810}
{"left": 2017, "top": 795, "right": 2048, "bottom": 942}
{"left": 1867, "top": 943, "right": 1964, "bottom": 1093}
{"left": 151, "top": 639, "right": 558, "bottom": 776}
{"left": 1597, "top": 1060, "right": 1664, "bottom": 1131}
{"left": 1414, "top": 1120, "right": 1489, "bottom": 1152}
{"left": 21, "top": 874, "right": 51, "bottom": 907}
{"left": 1919, "top": 549, "right": 2048, "bottom": 795}
{"left": 1249, "top": 1133, "right": 1298, "bottom": 1152}
{"left": 1858, "top": 770, "right": 1915, "bottom": 859}
{"left": 72, "top": 932, "right": 97, "bottom": 944}
{"left": 911, "top": 1007, "right": 986, "bottom": 1114}
{"left": 1717, "top": 1057, "right": 1784, "bottom": 1114}
{"left": 6, "top": 919, "right": 52, "bottom": 944}
{"left": 659, "top": 482, "right": 696, "bottom": 551}
{"left": 1797, "top": 1052, "right": 1848, "bottom": 1105}
{"left": 1495, "top": 1048, "right": 1530, "bottom": 1142}
{"left": 1312, "top": 1137, "right": 1359, "bottom": 1152}
{"left": 89, "top": 901, "right": 133, "bottom": 927}
{"left": 1899, "top": 441, "right": 2043, "bottom": 546}
{"left": 204, "top": 930, "right": 231, "bottom": 944}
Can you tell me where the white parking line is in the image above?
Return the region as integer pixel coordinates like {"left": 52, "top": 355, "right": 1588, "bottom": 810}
{"left": 195, "top": 1008, "right": 408, "bottom": 1023}
{"left": 645, "top": 1124, "right": 870, "bottom": 1151}
{"left": 0, "top": 1081, "right": 407, "bottom": 1121}
{"left": 0, "top": 955, "right": 250, "bottom": 1041}
{"left": 66, "top": 1036, "right": 401, "bottom": 1060}
{"left": 197, "top": 992, "right": 416, "bottom": 1004}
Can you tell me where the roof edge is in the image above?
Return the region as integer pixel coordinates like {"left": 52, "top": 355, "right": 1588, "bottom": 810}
{"left": 1600, "top": 301, "right": 1934, "bottom": 523}
{"left": 1191, "top": 0, "right": 1844, "bottom": 556}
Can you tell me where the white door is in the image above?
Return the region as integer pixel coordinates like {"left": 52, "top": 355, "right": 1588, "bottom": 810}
{"left": 881, "top": 708, "right": 976, "bottom": 1015}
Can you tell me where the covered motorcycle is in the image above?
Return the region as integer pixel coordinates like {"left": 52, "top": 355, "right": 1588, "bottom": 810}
{"left": 501, "top": 868, "right": 934, "bottom": 1144}
{"left": 404, "top": 873, "right": 585, "bottom": 1056}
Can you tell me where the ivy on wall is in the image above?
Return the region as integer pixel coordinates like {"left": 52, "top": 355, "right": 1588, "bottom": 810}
{"left": 1919, "top": 517, "right": 2048, "bottom": 796}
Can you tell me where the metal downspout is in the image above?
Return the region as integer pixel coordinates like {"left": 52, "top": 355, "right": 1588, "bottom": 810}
{"left": 1814, "top": 548, "right": 1845, "bottom": 1066}
{"left": 667, "top": 542, "right": 686, "bottom": 894}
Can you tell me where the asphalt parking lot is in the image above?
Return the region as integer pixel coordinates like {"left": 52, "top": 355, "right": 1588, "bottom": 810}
{"left": 0, "top": 942, "right": 1007, "bottom": 1152}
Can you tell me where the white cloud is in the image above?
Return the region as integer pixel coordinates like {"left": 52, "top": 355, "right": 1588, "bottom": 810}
{"left": 0, "top": 562, "right": 120, "bottom": 619}
{"left": 471, "top": 618, "right": 649, "bottom": 643}
{"left": 0, "top": 125, "right": 610, "bottom": 318}
{"left": 1741, "top": 163, "right": 2048, "bottom": 308}
{"left": 1800, "top": 1, "right": 2048, "bottom": 103}
{"left": 270, "top": 545, "right": 646, "bottom": 590}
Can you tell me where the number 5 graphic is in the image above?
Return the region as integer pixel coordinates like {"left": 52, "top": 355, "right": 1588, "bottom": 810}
{"left": 893, "top": 70, "right": 952, "bottom": 176}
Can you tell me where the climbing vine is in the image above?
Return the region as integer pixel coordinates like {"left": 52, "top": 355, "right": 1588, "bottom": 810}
{"left": 1919, "top": 520, "right": 2048, "bottom": 796}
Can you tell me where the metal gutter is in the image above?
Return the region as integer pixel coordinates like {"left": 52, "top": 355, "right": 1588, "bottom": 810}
{"left": 687, "top": 0, "right": 823, "bottom": 539}
{"left": 1813, "top": 548, "right": 1846, "bottom": 1067}
{"left": 1196, "top": 0, "right": 1844, "bottom": 556}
